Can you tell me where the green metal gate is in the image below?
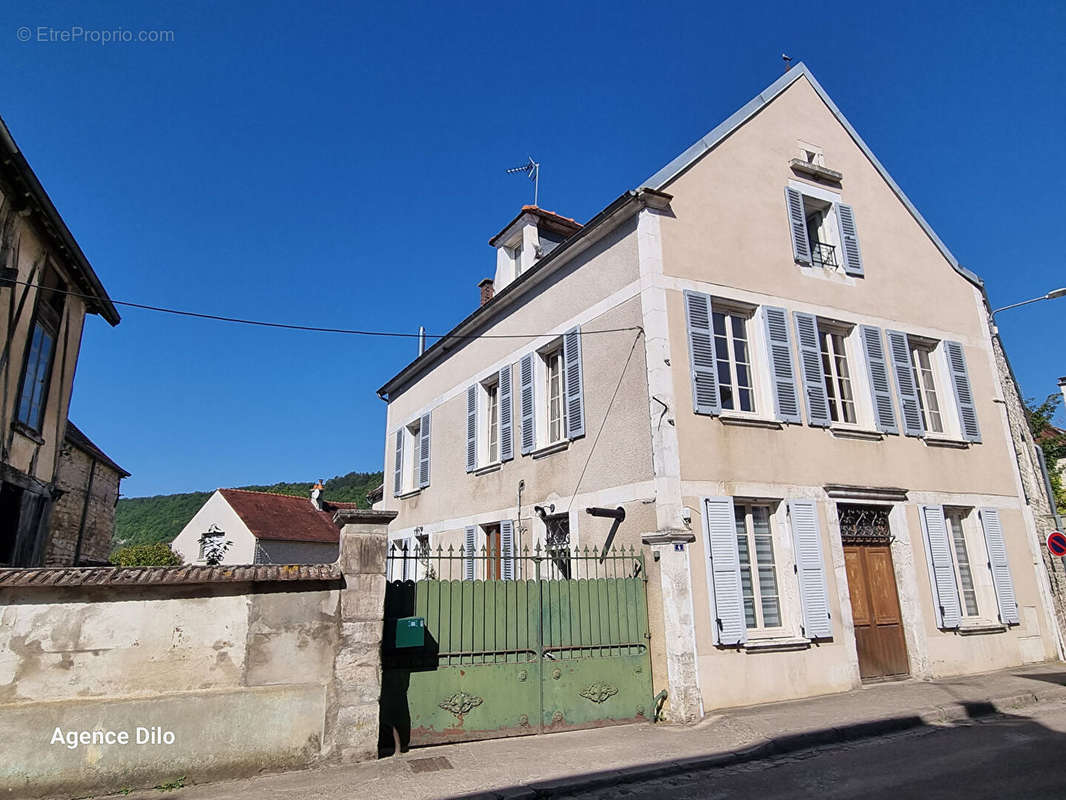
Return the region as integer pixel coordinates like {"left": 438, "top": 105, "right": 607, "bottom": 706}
{"left": 380, "top": 543, "right": 653, "bottom": 748}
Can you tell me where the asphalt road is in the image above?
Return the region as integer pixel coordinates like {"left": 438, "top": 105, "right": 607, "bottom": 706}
{"left": 561, "top": 702, "right": 1066, "bottom": 800}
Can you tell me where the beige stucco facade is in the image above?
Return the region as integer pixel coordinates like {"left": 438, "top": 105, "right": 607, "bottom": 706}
{"left": 376, "top": 67, "right": 1061, "bottom": 722}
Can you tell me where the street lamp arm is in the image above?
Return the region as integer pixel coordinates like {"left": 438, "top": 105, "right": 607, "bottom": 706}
{"left": 991, "top": 288, "right": 1066, "bottom": 317}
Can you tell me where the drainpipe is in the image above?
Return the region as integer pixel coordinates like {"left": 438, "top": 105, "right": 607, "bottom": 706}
{"left": 72, "top": 457, "right": 96, "bottom": 566}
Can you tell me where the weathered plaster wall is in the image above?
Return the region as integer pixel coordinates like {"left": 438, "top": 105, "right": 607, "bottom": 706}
{"left": 255, "top": 539, "right": 339, "bottom": 564}
{"left": 0, "top": 510, "right": 394, "bottom": 798}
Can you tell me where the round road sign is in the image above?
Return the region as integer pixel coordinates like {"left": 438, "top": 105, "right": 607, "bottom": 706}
{"left": 1047, "top": 531, "right": 1066, "bottom": 557}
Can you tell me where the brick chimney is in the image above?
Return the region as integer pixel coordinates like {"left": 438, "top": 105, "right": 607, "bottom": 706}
{"left": 478, "top": 278, "right": 495, "bottom": 307}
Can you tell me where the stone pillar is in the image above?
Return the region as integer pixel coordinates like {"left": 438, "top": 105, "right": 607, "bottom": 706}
{"left": 326, "top": 508, "right": 396, "bottom": 763}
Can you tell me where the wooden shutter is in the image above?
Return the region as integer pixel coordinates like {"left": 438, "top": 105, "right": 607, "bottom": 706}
{"left": 785, "top": 187, "right": 812, "bottom": 265}
{"left": 499, "top": 365, "right": 514, "bottom": 462}
{"left": 945, "top": 341, "right": 981, "bottom": 443}
{"left": 418, "top": 412, "right": 431, "bottom": 488}
{"left": 979, "top": 508, "right": 1019, "bottom": 624}
{"left": 464, "top": 526, "right": 477, "bottom": 581}
{"left": 835, "top": 204, "right": 864, "bottom": 276}
{"left": 563, "top": 326, "right": 586, "bottom": 439}
{"left": 919, "top": 505, "right": 962, "bottom": 629}
{"left": 684, "top": 290, "right": 720, "bottom": 416}
{"left": 887, "top": 330, "right": 924, "bottom": 437}
{"left": 703, "top": 496, "right": 746, "bottom": 646}
{"left": 764, "top": 306, "right": 802, "bottom": 424}
{"left": 501, "top": 519, "right": 515, "bottom": 581}
{"left": 466, "top": 384, "right": 477, "bottom": 472}
{"left": 793, "top": 312, "right": 831, "bottom": 427}
{"left": 788, "top": 500, "right": 832, "bottom": 639}
{"left": 859, "top": 326, "right": 899, "bottom": 434}
{"left": 392, "top": 428, "right": 403, "bottom": 497}
{"left": 519, "top": 353, "right": 535, "bottom": 455}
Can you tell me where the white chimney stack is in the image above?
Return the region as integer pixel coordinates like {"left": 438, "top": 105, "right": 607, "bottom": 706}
{"left": 310, "top": 480, "right": 325, "bottom": 511}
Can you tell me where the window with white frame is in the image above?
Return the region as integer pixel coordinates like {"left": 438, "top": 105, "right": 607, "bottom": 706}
{"left": 910, "top": 341, "right": 945, "bottom": 435}
{"left": 400, "top": 419, "right": 420, "bottom": 492}
{"left": 543, "top": 344, "right": 565, "bottom": 445}
{"left": 481, "top": 376, "right": 500, "bottom": 464}
{"left": 713, "top": 307, "right": 756, "bottom": 413}
{"left": 818, "top": 323, "right": 857, "bottom": 424}
{"left": 803, "top": 196, "right": 841, "bottom": 270}
{"left": 734, "top": 503, "right": 782, "bottom": 630}
{"left": 945, "top": 509, "right": 981, "bottom": 617}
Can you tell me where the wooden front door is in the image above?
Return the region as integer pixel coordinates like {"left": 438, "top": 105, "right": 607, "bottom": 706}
{"left": 844, "top": 543, "right": 909, "bottom": 681}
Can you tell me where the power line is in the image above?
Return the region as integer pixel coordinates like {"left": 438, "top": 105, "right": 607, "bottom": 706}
{"left": 6, "top": 279, "right": 641, "bottom": 342}
{"left": 566, "top": 329, "right": 644, "bottom": 515}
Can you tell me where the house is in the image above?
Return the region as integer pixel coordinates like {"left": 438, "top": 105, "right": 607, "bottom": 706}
{"left": 0, "top": 115, "right": 121, "bottom": 566}
{"left": 171, "top": 486, "right": 359, "bottom": 565}
{"left": 43, "top": 422, "right": 129, "bottom": 566}
{"left": 375, "top": 63, "right": 1061, "bottom": 722}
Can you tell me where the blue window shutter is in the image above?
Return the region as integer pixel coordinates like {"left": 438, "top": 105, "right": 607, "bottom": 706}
{"left": 499, "top": 366, "right": 514, "bottom": 462}
{"left": 945, "top": 341, "right": 982, "bottom": 443}
{"left": 464, "top": 526, "right": 477, "bottom": 581}
{"left": 501, "top": 519, "right": 515, "bottom": 581}
{"left": 563, "top": 326, "right": 586, "bottom": 439}
{"left": 519, "top": 354, "right": 535, "bottom": 455}
{"left": 835, "top": 204, "right": 864, "bottom": 276}
{"left": 763, "top": 306, "right": 802, "bottom": 424}
{"left": 702, "top": 496, "right": 746, "bottom": 646}
{"left": 785, "top": 187, "right": 812, "bottom": 265}
{"left": 466, "top": 385, "right": 477, "bottom": 472}
{"left": 979, "top": 508, "right": 1019, "bottom": 624}
{"left": 788, "top": 500, "right": 832, "bottom": 639}
{"left": 793, "top": 312, "right": 831, "bottom": 427}
{"left": 684, "top": 290, "right": 719, "bottom": 416}
{"left": 919, "top": 505, "right": 962, "bottom": 629}
{"left": 418, "top": 412, "right": 431, "bottom": 488}
{"left": 392, "top": 428, "right": 403, "bottom": 497}
{"left": 859, "top": 326, "right": 899, "bottom": 434}
{"left": 887, "top": 330, "right": 924, "bottom": 437}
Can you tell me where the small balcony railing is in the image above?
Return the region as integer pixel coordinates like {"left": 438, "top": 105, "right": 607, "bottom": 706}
{"left": 811, "top": 241, "right": 838, "bottom": 268}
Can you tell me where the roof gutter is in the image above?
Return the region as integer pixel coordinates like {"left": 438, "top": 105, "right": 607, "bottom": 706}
{"left": 377, "top": 189, "right": 666, "bottom": 400}
{"left": 0, "top": 117, "right": 121, "bottom": 326}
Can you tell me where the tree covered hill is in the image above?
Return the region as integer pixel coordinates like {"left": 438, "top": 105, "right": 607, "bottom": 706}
{"left": 113, "top": 470, "right": 383, "bottom": 550}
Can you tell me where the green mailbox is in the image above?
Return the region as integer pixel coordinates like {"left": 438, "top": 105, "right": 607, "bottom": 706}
{"left": 394, "top": 616, "right": 425, "bottom": 649}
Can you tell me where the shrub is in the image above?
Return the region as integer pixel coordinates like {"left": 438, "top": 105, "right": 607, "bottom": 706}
{"left": 111, "top": 542, "right": 182, "bottom": 567}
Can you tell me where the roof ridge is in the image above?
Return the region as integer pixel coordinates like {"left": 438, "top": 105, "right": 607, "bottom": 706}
{"left": 220, "top": 487, "right": 313, "bottom": 500}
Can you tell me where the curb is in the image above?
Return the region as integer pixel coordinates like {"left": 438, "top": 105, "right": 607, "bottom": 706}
{"left": 470, "top": 689, "right": 1065, "bottom": 799}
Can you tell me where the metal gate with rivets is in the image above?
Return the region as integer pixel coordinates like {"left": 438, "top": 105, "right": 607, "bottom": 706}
{"left": 380, "top": 543, "right": 653, "bottom": 748}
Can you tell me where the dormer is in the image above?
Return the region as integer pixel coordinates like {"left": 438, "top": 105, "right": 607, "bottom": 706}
{"left": 487, "top": 206, "right": 582, "bottom": 294}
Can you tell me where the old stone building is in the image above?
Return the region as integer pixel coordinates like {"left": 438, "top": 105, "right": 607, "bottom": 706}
{"left": 0, "top": 115, "right": 120, "bottom": 564}
{"left": 43, "top": 422, "right": 128, "bottom": 566}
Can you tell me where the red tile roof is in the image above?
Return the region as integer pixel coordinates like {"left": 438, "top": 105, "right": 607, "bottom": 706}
{"left": 218, "top": 488, "right": 360, "bottom": 544}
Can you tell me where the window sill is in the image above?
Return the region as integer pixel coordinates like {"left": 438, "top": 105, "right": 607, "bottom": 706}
{"left": 742, "top": 636, "right": 811, "bottom": 653}
{"left": 829, "top": 426, "right": 884, "bottom": 441}
{"left": 956, "top": 622, "right": 1007, "bottom": 636}
{"left": 395, "top": 487, "right": 423, "bottom": 500}
{"left": 923, "top": 437, "right": 970, "bottom": 449}
{"left": 473, "top": 462, "right": 502, "bottom": 476}
{"left": 718, "top": 414, "right": 783, "bottom": 430}
{"left": 11, "top": 421, "right": 44, "bottom": 445}
{"left": 531, "top": 440, "right": 569, "bottom": 460}
{"left": 789, "top": 158, "right": 843, "bottom": 183}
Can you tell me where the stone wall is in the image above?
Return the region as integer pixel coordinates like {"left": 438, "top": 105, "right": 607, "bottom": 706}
{"left": 0, "top": 509, "right": 395, "bottom": 798}
{"left": 43, "top": 441, "right": 123, "bottom": 566}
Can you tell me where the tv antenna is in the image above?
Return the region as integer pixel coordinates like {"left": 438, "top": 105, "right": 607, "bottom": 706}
{"left": 506, "top": 156, "right": 540, "bottom": 206}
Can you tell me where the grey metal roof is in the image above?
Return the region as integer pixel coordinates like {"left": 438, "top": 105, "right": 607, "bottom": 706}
{"left": 0, "top": 563, "right": 341, "bottom": 588}
{"left": 640, "top": 62, "right": 982, "bottom": 288}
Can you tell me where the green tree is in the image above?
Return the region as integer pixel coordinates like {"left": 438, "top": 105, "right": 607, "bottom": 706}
{"left": 111, "top": 542, "right": 182, "bottom": 567}
{"left": 1026, "top": 393, "right": 1066, "bottom": 518}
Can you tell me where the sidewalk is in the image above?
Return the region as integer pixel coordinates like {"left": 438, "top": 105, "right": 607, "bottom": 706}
{"left": 123, "top": 663, "right": 1066, "bottom": 800}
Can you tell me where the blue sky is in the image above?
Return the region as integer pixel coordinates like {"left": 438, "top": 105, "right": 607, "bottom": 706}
{"left": 5, "top": 0, "right": 1065, "bottom": 497}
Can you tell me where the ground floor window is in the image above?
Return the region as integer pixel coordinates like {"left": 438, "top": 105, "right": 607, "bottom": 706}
{"left": 544, "top": 513, "right": 571, "bottom": 579}
{"left": 734, "top": 503, "right": 781, "bottom": 629}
